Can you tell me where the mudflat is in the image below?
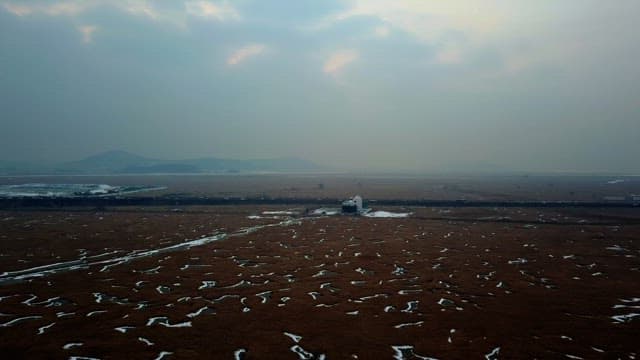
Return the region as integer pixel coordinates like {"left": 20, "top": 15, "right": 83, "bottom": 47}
{"left": 0, "top": 205, "right": 638, "bottom": 359}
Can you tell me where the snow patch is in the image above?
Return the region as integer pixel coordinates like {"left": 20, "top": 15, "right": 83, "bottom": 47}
{"left": 364, "top": 211, "right": 411, "bottom": 218}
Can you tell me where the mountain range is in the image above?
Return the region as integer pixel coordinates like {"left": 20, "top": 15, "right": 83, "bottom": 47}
{"left": 0, "top": 151, "right": 323, "bottom": 175}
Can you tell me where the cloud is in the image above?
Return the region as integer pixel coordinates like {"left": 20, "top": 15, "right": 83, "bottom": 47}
{"left": 227, "top": 44, "right": 266, "bottom": 65}
{"left": 317, "top": 1, "right": 509, "bottom": 67}
{"left": 2, "top": 1, "right": 89, "bottom": 17}
{"left": 122, "top": 1, "right": 162, "bottom": 21}
{"left": 2, "top": 1, "right": 161, "bottom": 20}
{"left": 78, "top": 25, "right": 97, "bottom": 44}
{"left": 316, "top": 1, "right": 624, "bottom": 76}
{"left": 185, "top": 1, "right": 239, "bottom": 21}
{"left": 374, "top": 25, "right": 390, "bottom": 38}
{"left": 326, "top": 1, "right": 503, "bottom": 42}
{"left": 323, "top": 50, "right": 358, "bottom": 75}
{"left": 46, "top": 2, "right": 86, "bottom": 16}
{"left": 434, "top": 45, "right": 462, "bottom": 65}
{"left": 118, "top": 1, "right": 190, "bottom": 28}
{"left": 3, "top": 3, "right": 34, "bottom": 16}
{"left": 1, "top": 1, "right": 231, "bottom": 27}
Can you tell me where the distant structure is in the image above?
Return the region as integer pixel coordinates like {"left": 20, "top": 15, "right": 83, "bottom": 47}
{"left": 341, "top": 195, "right": 364, "bottom": 214}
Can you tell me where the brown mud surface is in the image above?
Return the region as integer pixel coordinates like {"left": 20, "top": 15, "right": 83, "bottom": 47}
{"left": 0, "top": 207, "right": 639, "bottom": 359}
{"left": 3, "top": 174, "right": 638, "bottom": 201}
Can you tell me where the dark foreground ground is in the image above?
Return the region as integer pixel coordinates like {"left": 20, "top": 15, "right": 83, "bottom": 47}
{"left": 0, "top": 206, "right": 638, "bottom": 359}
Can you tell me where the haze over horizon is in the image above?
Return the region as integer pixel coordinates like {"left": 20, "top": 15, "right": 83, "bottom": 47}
{"left": 1, "top": 1, "right": 639, "bottom": 173}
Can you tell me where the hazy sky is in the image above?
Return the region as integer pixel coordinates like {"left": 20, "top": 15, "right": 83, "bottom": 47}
{"left": 1, "top": 1, "right": 639, "bottom": 172}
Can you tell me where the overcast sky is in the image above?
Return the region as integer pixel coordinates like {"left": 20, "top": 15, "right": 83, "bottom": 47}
{"left": 1, "top": 1, "right": 639, "bottom": 172}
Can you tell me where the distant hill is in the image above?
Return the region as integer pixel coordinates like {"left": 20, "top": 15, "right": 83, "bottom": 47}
{"left": 47, "top": 150, "right": 323, "bottom": 174}
{"left": 184, "top": 157, "right": 321, "bottom": 172}
{"left": 120, "top": 163, "right": 202, "bottom": 174}
{"left": 60, "top": 150, "right": 157, "bottom": 174}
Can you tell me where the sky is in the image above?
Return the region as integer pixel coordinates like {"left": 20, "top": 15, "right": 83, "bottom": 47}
{"left": 1, "top": 0, "right": 639, "bottom": 173}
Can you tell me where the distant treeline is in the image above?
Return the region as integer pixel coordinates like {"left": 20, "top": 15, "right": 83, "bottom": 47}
{"left": 0, "top": 197, "right": 638, "bottom": 209}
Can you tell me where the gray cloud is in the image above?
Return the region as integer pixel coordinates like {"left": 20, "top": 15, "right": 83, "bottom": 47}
{"left": 0, "top": 1, "right": 639, "bottom": 173}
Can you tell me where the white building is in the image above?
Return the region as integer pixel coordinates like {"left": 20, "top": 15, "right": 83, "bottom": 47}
{"left": 342, "top": 195, "right": 363, "bottom": 214}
